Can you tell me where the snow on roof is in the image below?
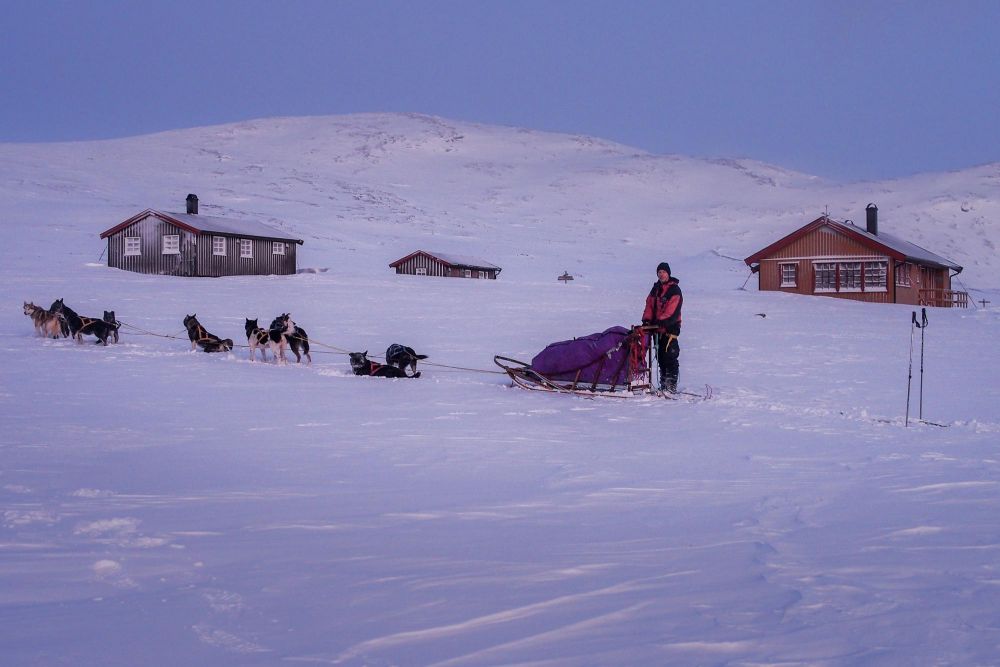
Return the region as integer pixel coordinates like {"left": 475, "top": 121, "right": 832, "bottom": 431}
{"left": 841, "top": 221, "right": 962, "bottom": 271}
{"left": 160, "top": 211, "right": 303, "bottom": 243}
{"left": 394, "top": 250, "right": 501, "bottom": 269}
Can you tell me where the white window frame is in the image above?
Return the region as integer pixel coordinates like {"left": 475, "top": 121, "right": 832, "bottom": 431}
{"left": 415, "top": 267, "right": 427, "bottom": 275}
{"left": 240, "top": 239, "right": 253, "bottom": 259}
{"left": 814, "top": 262, "right": 837, "bottom": 292}
{"left": 779, "top": 262, "right": 797, "bottom": 287}
{"left": 124, "top": 236, "right": 141, "bottom": 256}
{"left": 863, "top": 261, "right": 888, "bottom": 292}
{"left": 839, "top": 262, "right": 862, "bottom": 292}
{"left": 162, "top": 234, "right": 180, "bottom": 255}
{"left": 478, "top": 270, "right": 487, "bottom": 279}
{"left": 272, "top": 241, "right": 285, "bottom": 255}
{"left": 212, "top": 236, "right": 226, "bottom": 256}
{"left": 464, "top": 269, "right": 472, "bottom": 278}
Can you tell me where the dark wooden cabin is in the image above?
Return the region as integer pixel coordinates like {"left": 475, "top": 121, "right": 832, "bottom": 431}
{"left": 389, "top": 250, "right": 501, "bottom": 279}
{"left": 100, "top": 195, "right": 303, "bottom": 277}
{"left": 744, "top": 205, "right": 967, "bottom": 307}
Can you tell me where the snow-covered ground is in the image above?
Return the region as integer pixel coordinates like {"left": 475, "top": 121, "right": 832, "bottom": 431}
{"left": 2, "top": 114, "right": 999, "bottom": 665}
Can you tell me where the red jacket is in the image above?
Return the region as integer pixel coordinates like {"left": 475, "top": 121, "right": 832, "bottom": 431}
{"left": 642, "top": 278, "right": 682, "bottom": 335}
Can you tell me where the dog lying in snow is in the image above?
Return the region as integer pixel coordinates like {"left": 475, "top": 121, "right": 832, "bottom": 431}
{"left": 183, "top": 314, "right": 233, "bottom": 352}
{"left": 349, "top": 351, "right": 420, "bottom": 378}
{"left": 384, "top": 344, "right": 428, "bottom": 375}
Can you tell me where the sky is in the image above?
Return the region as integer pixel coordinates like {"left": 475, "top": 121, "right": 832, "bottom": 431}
{"left": 3, "top": 0, "right": 999, "bottom": 182}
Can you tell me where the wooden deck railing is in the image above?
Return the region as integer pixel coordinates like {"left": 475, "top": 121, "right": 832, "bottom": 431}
{"left": 919, "top": 289, "right": 969, "bottom": 308}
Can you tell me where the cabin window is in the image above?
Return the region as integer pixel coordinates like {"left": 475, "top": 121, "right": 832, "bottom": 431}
{"left": 162, "top": 235, "right": 180, "bottom": 255}
{"left": 478, "top": 270, "right": 487, "bottom": 279}
{"left": 464, "top": 269, "right": 472, "bottom": 278}
{"left": 124, "top": 237, "right": 141, "bottom": 256}
{"left": 839, "top": 262, "right": 862, "bottom": 291}
{"left": 240, "top": 239, "right": 253, "bottom": 258}
{"left": 415, "top": 267, "right": 427, "bottom": 275}
{"left": 212, "top": 236, "right": 226, "bottom": 256}
{"left": 779, "top": 263, "right": 797, "bottom": 287}
{"left": 895, "top": 262, "right": 912, "bottom": 287}
{"left": 814, "top": 263, "right": 837, "bottom": 292}
{"left": 864, "top": 261, "right": 887, "bottom": 291}
{"left": 272, "top": 241, "right": 285, "bottom": 255}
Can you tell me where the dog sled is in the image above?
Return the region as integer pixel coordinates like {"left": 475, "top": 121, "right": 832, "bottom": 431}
{"left": 495, "top": 325, "right": 654, "bottom": 398}
{"left": 495, "top": 325, "right": 712, "bottom": 400}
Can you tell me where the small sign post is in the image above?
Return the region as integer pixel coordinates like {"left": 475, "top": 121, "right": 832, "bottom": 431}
{"left": 558, "top": 271, "right": 574, "bottom": 284}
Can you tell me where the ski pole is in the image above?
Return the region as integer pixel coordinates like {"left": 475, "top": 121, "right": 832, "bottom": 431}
{"left": 919, "top": 308, "right": 928, "bottom": 420}
{"left": 649, "top": 332, "right": 658, "bottom": 391}
{"left": 905, "top": 311, "right": 917, "bottom": 427}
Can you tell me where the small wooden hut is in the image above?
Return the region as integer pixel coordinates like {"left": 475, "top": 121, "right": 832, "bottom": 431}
{"left": 99, "top": 195, "right": 303, "bottom": 277}
{"left": 389, "top": 250, "right": 501, "bottom": 279}
{"left": 744, "top": 205, "right": 967, "bottom": 307}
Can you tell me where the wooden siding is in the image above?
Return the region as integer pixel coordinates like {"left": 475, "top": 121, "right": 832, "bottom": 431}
{"left": 106, "top": 213, "right": 297, "bottom": 277}
{"left": 393, "top": 253, "right": 498, "bottom": 279}
{"left": 758, "top": 226, "right": 893, "bottom": 303}
{"left": 106, "top": 215, "right": 197, "bottom": 276}
{"left": 196, "top": 236, "right": 297, "bottom": 277}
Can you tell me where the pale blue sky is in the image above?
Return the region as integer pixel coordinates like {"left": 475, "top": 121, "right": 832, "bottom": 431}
{"left": 2, "top": 0, "right": 998, "bottom": 181}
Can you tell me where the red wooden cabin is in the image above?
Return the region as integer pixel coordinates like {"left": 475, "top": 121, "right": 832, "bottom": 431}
{"left": 389, "top": 250, "right": 501, "bottom": 279}
{"left": 744, "top": 205, "right": 966, "bottom": 307}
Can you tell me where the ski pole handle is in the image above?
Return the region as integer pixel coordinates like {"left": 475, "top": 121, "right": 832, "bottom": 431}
{"left": 911, "top": 311, "right": 918, "bottom": 326}
{"left": 921, "top": 308, "right": 928, "bottom": 327}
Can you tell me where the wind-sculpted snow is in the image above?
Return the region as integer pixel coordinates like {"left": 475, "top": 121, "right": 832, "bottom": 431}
{"left": 1, "top": 114, "right": 1000, "bottom": 664}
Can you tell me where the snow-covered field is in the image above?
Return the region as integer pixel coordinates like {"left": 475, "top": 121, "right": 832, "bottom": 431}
{"left": 2, "top": 114, "right": 1000, "bottom": 665}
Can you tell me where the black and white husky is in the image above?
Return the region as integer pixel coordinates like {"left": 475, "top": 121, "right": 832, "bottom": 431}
{"left": 267, "top": 313, "right": 311, "bottom": 364}
{"left": 385, "top": 344, "right": 427, "bottom": 374}
{"left": 245, "top": 318, "right": 270, "bottom": 362}
{"left": 349, "top": 351, "right": 420, "bottom": 378}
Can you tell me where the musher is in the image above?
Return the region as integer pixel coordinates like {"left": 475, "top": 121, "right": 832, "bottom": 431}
{"left": 641, "top": 261, "right": 683, "bottom": 392}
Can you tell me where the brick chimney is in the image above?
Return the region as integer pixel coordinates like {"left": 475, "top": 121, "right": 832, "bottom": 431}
{"left": 186, "top": 194, "right": 199, "bottom": 215}
{"left": 866, "top": 203, "right": 878, "bottom": 236}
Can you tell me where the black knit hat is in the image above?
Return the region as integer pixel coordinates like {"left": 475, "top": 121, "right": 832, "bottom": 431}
{"left": 656, "top": 262, "right": 671, "bottom": 274}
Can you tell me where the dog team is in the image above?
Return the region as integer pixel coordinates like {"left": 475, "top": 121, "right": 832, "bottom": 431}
{"left": 23, "top": 299, "right": 119, "bottom": 346}
{"left": 24, "top": 300, "right": 426, "bottom": 378}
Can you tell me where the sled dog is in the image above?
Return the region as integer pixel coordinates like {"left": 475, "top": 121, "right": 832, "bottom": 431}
{"left": 245, "top": 318, "right": 270, "bottom": 362}
{"left": 23, "top": 301, "right": 64, "bottom": 338}
{"left": 50, "top": 298, "right": 116, "bottom": 345}
{"left": 349, "top": 351, "right": 420, "bottom": 378}
{"left": 183, "top": 314, "right": 233, "bottom": 352}
{"left": 385, "top": 344, "right": 427, "bottom": 374}
{"left": 268, "top": 313, "right": 311, "bottom": 364}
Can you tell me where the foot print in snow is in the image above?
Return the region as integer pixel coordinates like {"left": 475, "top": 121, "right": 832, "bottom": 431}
{"left": 92, "top": 559, "right": 137, "bottom": 589}
{"left": 192, "top": 624, "right": 269, "bottom": 654}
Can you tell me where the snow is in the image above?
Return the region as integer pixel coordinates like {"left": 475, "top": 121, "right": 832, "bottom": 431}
{"left": 2, "top": 113, "right": 1000, "bottom": 665}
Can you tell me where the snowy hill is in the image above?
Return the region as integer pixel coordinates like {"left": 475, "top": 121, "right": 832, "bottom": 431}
{"left": 2, "top": 112, "right": 998, "bottom": 286}
{"left": 2, "top": 114, "right": 1000, "bottom": 665}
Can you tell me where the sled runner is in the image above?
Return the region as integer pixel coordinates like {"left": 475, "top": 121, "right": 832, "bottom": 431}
{"left": 495, "top": 325, "right": 653, "bottom": 397}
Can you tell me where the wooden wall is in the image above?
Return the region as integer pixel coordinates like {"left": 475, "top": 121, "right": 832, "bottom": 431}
{"left": 106, "top": 213, "right": 297, "bottom": 276}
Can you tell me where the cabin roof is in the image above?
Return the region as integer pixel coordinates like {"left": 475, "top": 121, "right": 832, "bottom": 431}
{"left": 389, "top": 250, "right": 501, "bottom": 270}
{"left": 744, "top": 216, "right": 962, "bottom": 272}
{"left": 100, "top": 209, "right": 304, "bottom": 244}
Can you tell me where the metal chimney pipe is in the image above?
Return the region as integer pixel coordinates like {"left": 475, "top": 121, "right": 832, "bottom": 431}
{"left": 186, "top": 194, "right": 199, "bottom": 215}
{"left": 866, "top": 203, "right": 878, "bottom": 236}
